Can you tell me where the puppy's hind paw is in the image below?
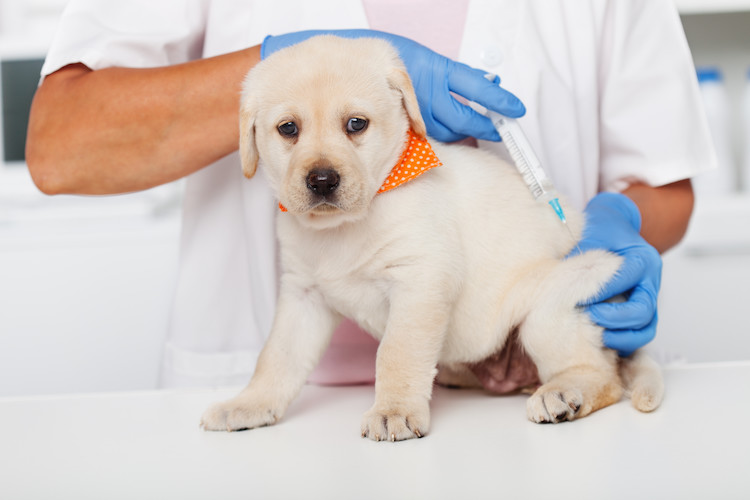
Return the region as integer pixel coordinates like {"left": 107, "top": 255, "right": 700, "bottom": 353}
{"left": 526, "top": 388, "right": 583, "bottom": 424}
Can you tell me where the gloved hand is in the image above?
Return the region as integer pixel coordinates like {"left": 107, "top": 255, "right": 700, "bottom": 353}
{"left": 261, "top": 30, "right": 525, "bottom": 143}
{"left": 576, "top": 192, "right": 662, "bottom": 357}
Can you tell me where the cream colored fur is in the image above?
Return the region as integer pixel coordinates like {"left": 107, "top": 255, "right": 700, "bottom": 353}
{"left": 201, "top": 36, "right": 664, "bottom": 440}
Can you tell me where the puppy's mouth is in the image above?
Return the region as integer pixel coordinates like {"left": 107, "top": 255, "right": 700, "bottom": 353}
{"left": 308, "top": 200, "right": 343, "bottom": 214}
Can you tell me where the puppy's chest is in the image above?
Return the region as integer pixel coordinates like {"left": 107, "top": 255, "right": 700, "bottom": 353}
{"left": 314, "top": 257, "right": 394, "bottom": 336}
{"left": 287, "top": 235, "right": 403, "bottom": 335}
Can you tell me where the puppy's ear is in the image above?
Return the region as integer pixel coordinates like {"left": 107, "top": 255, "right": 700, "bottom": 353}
{"left": 388, "top": 68, "right": 427, "bottom": 139}
{"left": 239, "top": 103, "right": 258, "bottom": 179}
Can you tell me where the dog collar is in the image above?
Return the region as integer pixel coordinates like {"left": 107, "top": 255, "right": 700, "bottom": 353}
{"left": 278, "top": 129, "right": 441, "bottom": 212}
{"left": 376, "top": 128, "right": 442, "bottom": 194}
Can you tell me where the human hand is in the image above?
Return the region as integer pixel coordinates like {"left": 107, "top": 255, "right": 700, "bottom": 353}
{"left": 576, "top": 193, "right": 662, "bottom": 357}
{"left": 261, "top": 30, "right": 525, "bottom": 143}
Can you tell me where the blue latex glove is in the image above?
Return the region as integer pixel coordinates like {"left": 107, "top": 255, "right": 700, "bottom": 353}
{"left": 261, "top": 30, "right": 525, "bottom": 143}
{"left": 576, "top": 193, "right": 662, "bottom": 357}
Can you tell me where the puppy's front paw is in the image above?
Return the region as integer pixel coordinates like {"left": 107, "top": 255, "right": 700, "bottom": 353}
{"left": 526, "top": 387, "right": 583, "bottom": 424}
{"left": 201, "top": 394, "right": 283, "bottom": 432}
{"left": 360, "top": 402, "right": 430, "bottom": 442}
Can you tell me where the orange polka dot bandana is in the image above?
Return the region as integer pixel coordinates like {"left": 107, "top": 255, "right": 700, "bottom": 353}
{"left": 377, "top": 128, "right": 443, "bottom": 194}
{"left": 278, "top": 129, "right": 441, "bottom": 212}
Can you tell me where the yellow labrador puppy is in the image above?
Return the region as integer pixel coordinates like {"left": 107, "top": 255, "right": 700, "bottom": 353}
{"left": 201, "top": 36, "right": 663, "bottom": 441}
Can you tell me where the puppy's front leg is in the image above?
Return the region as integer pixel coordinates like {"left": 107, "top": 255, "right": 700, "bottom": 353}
{"left": 361, "top": 291, "right": 449, "bottom": 442}
{"left": 201, "top": 282, "right": 338, "bottom": 432}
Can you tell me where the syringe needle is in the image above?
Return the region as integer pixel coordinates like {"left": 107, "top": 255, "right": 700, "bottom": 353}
{"left": 548, "top": 198, "right": 567, "bottom": 223}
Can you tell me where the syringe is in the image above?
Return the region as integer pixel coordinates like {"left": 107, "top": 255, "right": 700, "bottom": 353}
{"left": 487, "top": 108, "right": 587, "bottom": 255}
{"left": 482, "top": 74, "right": 572, "bottom": 227}
{"left": 486, "top": 109, "right": 570, "bottom": 226}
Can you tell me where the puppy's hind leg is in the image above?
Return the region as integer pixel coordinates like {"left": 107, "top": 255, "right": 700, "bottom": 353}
{"left": 435, "top": 362, "right": 483, "bottom": 389}
{"left": 520, "top": 251, "right": 624, "bottom": 423}
{"left": 522, "top": 316, "right": 622, "bottom": 423}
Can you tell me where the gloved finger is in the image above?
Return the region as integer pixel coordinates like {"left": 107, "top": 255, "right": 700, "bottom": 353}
{"left": 409, "top": 77, "right": 468, "bottom": 142}
{"left": 420, "top": 69, "right": 499, "bottom": 141}
{"left": 581, "top": 250, "right": 651, "bottom": 305}
{"left": 585, "top": 283, "right": 657, "bottom": 331}
{"left": 431, "top": 94, "right": 502, "bottom": 141}
{"left": 602, "top": 313, "right": 658, "bottom": 357}
{"left": 422, "top": 115, "right": 467, "bottom": 143}
{"left": 447, "top": 62, "right": 526, "bottom": 118}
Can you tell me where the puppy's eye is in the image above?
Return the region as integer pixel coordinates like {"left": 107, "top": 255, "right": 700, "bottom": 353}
{"left": 278, "top": 121, "right": 298, "bottom": 137}
{"left": 346, "top": 117, "right": 368, "bottom": 134}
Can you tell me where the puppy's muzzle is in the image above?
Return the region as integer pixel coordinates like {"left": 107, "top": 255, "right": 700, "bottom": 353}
{"left": 306, "top": 167, "right": 340, "bottom": 197}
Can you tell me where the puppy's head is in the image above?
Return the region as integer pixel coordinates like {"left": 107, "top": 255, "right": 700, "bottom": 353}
{"left": 239, "top": 35, "right": 425, "bottom": 229}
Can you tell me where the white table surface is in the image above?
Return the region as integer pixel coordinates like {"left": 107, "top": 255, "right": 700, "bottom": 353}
{"left": 1, "top": 361, "right": 749, "bottom": 500}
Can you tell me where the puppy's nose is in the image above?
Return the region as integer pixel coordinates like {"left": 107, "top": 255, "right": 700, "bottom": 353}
{"left": 306, "top": 168, "right": 340, "bottom": 196}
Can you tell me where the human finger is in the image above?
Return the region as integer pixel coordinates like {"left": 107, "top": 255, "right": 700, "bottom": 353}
{"left": 586, "top": 284, "right": 657, "bottom": 331}
{"left": 602, "top": 313, "right": 658, "bottom": 357}
{"left": 447, "top": 62, "right": 526, "bottom": 118}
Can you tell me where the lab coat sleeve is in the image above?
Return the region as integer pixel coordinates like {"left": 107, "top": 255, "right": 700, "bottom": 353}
{"left": 41, "top": 0, "right": 208, "bottom": 77}
{"left": 597, "top": 0, "right": 716, "bottom": 192}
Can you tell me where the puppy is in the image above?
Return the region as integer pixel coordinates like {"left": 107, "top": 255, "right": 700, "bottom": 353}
{"left": 201, "top": 36, "right": 664, "bottom": 441}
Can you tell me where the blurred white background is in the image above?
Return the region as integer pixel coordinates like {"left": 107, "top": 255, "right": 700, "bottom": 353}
{"left": 0, "top": 0, "right": 749, "bottom": 397}
{"left": 0, "top": 0, "right": 183, "bottom": 396}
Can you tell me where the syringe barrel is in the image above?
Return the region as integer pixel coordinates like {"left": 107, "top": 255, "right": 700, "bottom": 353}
{"left": 482, "top": 87, "right": 569, "bottom": 225}
{"left": 487, "top": 111, "right": 556, "bottom": 202}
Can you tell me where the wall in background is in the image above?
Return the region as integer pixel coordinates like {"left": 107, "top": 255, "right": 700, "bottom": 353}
{"left": 649, "top": 9, "right": 750, "bottom": 364}
{"left": 0, "top": 199, "right": 180, "bottom": 397}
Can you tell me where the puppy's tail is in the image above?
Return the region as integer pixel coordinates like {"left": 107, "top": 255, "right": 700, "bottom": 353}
{"left": 532, "top": 249, "right": 623, "bottom": 310}
{"left": 619, "top": 351, "right": 664, "bottom": 412}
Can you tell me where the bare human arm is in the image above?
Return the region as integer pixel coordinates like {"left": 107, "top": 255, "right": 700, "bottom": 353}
{"left": 25, "top": 45, "right": 261, "bottom": 195}
{"left": 623, "top": 178, "right": 694, "bottom": 254}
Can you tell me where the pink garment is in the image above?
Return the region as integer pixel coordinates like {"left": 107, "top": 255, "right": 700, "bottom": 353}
{"left": 306, "top": 319, "right": 380, "bottom": 385}
{"left": 306, "top": 0, "right": 470, "bottom": 385}
{"left": 362, "top": 0, "right": 470, "bottom": 59}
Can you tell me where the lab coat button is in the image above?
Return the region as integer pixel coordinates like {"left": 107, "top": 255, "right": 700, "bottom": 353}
{"left": 480, "top": 45, "right": 504, "bottom": 67}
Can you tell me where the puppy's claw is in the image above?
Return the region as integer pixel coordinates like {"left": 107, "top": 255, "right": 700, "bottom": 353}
{"left": 361, "top": 404, "right": 430, "bottom": 442}
{"left": 527, "top": 387, "right": 584, "bottom": 423}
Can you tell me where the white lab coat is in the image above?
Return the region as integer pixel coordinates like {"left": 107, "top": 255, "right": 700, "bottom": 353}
{"left": 42, "top": 0, "right": 715, "bottom": 388}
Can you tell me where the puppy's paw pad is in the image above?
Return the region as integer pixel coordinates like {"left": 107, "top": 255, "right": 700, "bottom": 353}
{"left": 200, "top": 398, "right": 281, "bottom": 432}
{"left": 360, "top": 406, "right": 429, "bottom": 442}
{"left": 527, "top": 388, "right": 583, "bottom": 424}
